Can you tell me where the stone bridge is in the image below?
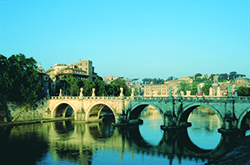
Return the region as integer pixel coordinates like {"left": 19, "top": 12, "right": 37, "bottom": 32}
{"left": 48, "top": 88, "right": 250, "bottom": 133}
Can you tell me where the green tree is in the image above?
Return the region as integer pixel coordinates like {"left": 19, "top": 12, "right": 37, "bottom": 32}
{"left": 0, "top": 55, "right": 9, "bottom": 105}
{"left": 166, "top": 76, "right": 175, "bottom": 81}
{"left": 237, "top": 86, "right": 250, "bottom": 96}
{"left": 201, "top": 81, "right": 212, "bottom": 95}
{"left": 93, "top": 78, "right": 106, "bottom": 96}
{"left": 6, "top": 54, "right": 43, "bottom": 106}
{"left": 65, "top": 77, "right": 80, "bottom": 96}
{"left": 178, "top": 81, "right": 191, "bottom": 95}
{"left": 190, "top": 82, "right": 199, "bottom": 95}
{"left": 219, "top": 73, "right": 228, "bottom": 81}
{"left": 110, "top": 78, "right": 131, "bottom": 96}
{"left": 195, "top": 73, "right": 202, "bottom": 79}
{"left": 78, "top": 79, "right": 93, "bottom": 96}
{"left": 0, "top": 54, "right": 43, "bottom": 121}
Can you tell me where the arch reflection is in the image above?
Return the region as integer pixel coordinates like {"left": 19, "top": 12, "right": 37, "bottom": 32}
{"left": 88, "top": 122, "right": 115, "bottom": 140}
{"left": 125, "top": 125, "right": 242, "bottom": 162}
{"left": 187, "top": 106, "right": 221, "bottom": 149}
{"left": 54, "top": 121, "right": 74, "bottom": 139}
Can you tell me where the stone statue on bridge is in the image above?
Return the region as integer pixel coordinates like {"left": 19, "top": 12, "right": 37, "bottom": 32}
{"left": 131, "top": 88, "right": 135, "bottom": 97}
{"left": 59, "top": 89, "right": 62, "bottom": 96}
{"left": 120, "top": 87, "right": 124, "bottom": 97}
{"left": 92, "top": 88, "right": 95, "bottom": 97}
{"left": 79, "top": 88, "right": 83, "bottom": 97}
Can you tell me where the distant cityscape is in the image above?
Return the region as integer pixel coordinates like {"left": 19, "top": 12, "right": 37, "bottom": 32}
{"left": 37, "top": 59, "right": 250, "bottom": 97}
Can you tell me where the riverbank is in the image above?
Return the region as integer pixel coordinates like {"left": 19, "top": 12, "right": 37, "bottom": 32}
{"left": 206, "top": 135, "right": 250, "bottom": 165}
{"left": 0, "top": 117, "right": 73, "bottom": 127}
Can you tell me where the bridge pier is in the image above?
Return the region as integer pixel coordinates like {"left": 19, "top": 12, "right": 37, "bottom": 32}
{"left": 114, "top": 113, "right": 143, "bottom": 126}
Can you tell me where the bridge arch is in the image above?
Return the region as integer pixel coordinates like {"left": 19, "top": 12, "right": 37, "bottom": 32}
{"left": 179, "top": 103, "right": 223, "bottom": 127}
{"left": 51, "top": 101, "right": 77, "bottom": 119}
{"left": 237, "top": 106, "right": 250, "bottom": 129}
{"left": 128, "top": 102, "right": 164, "bottom": 120}
{"left": 85, "top": 102, "right": 116, "bottom": 122}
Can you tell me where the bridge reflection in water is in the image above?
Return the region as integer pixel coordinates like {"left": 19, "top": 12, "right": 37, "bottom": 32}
{"left": 0, "top": 107, "right": 245, "bottom": 165}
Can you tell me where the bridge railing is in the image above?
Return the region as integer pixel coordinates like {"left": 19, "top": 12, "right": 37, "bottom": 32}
{"left": 49, "top": 95, "right": 250, "bottom": 102}
{"left": 50, "top": 96, "right": 132, "bottom": 100}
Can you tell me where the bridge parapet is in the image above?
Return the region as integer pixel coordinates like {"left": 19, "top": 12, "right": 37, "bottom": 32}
{"left": 49, "top": 95, "right": 250, "bottom": 133}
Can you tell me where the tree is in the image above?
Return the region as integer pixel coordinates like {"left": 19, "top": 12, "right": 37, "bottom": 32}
{"left": 0, "top": 55, "right": 9, "bottom": 105}
{"left": 201, "top": 81, "right": 212, "bottom": 95}
{"left": 219, "top": 73, "right": 228, "bottom": 81}
{"left": 65, "top": 77, "right": 80, "bottom": 96}
{"left": 195, "top": 73, "right": 202, "bottom": 79}
{"left": 190, "top": 82, "right": 199, "bottom": 95}
{"left": 178, "top": 81, "right": 191, "bottom": 95}
{"left": 0, "top": 54, "right": 43, "bottom": 121}
{"left": 166, "top": 76, "right": 175, "bottom": 81}
{"left": 237, "top": 86, "right": 250, "bottom": 96}
{"left": 6, "top": 54, "right": 43, "bottom": 106}
{"left": 93, "top": 78, "right": 106, "bottom": 96}
{"left": 110, "top": 78, "right": 131, "bottom": 96}
{"left": 229, "top": 71, "right": 237, "bottom": 80}
{"left": 78, "top": 79, "right": 93, "bottom": 96}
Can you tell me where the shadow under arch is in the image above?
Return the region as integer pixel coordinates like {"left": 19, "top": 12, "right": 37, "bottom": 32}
{"left": 86, "top": 103, "right": 115, "bottom": 123}
{"left": 238, "top": 107, "right": 250, "bottom": 130}
{"left": 175, "top": 128, "right": 243, "bottom": 159}
{"left": 53, "top": 121, "right": 75, "bottom": 140}
{"left": 52, "top": 102, "right": 76, "bottom": 118}
{"left": 88, "top": 122, "right": 115, "bottom": 140}
{"left": 179, "top": 104, "right": 223, "bottom": 128}
{"left": 128, "top": 103, "right": 164, "bottom": 120}
{"left": 125, "top": 125, "right": 240, "bottom": 160}
{"left": 125, "top": 125, "right": 163, "bottom": 148}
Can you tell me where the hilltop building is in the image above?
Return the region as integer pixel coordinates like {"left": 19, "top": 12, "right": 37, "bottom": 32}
{"left": 45, "top": 59, "right": 98, "bottom": 95}
{"left": 46, "top": 60, "right": 97, "bottom": 81}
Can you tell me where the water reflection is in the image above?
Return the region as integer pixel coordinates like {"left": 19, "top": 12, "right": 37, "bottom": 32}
{"left": 0, "top": 124, "right": 49, "bottom": 165}
{"left": 0, "top": 108, "right": 243, "bottom": 165}
{"left": 187, "top": 106, "right": 221, "bottom": 149}
{"left": 139, "top": 105, "right": 163, "bottom": 146}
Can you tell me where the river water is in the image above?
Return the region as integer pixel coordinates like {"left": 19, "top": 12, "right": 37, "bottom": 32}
{"left": 0, "top": 106, "right": 242, "bottom": 165}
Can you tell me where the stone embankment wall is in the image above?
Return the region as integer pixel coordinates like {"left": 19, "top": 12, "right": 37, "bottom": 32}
{"left": 7, "top": 99, "right": 50, "bottom": 121}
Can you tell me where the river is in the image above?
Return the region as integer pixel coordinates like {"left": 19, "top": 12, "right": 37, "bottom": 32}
{"left": 0, "top": 106, "right": 243, "bottom": 165}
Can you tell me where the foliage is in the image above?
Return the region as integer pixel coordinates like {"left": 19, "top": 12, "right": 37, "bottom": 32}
{"left": 208, "top": 71, "right": 246, "bottom": 82}
{"left": 178, "top": 81, "right": 191, "bottom": 95}
{"left": 190, "top": 82, "right": 199, "bottom": 95}
{"left": 166, "top": 76, "right": 175, "bottom": 81}
{"left": 110, "top": 78, "right": 131, "bottom": 96}
{"left": 65, "top": 77, "right": 80, "bottom": 96}
{"left": 201, "top": 81, "right": 213, "bottom": 95}
{"left": 0, "top": 54, "right": 44, "bottom": 120}
{"left": 237, "top": 86, "right": 250, "bottom": 96}
{"left": 64, "top": 77, "right": 132, "bottom": 97}
{"left": 78, "top": 79, "right": 93, "bottom": 96}
{"left": 93, "top": 78, "right": 106, "bottom": 96}
{"left": 195, "top": 73, "right": 202, "bottom": 79}
{"left": 142, "top": 78, "right": 164, "bottom": 84}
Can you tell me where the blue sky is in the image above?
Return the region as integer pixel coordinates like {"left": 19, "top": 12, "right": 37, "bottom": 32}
{"left": 1, "top": 0, "right": 249, "bottom": 81}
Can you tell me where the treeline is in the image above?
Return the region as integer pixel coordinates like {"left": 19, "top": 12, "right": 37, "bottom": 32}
{"left": 193, "top": 72, "right": 247, "bottom": 83}
{"left": 178, "top": 81, "right": 212, "bottom": 95}
{"left": 58, "top": 77, "right": 132, "bottom": 97}
{"left": 142, "top": 78, "right": 165, "bottom": 84}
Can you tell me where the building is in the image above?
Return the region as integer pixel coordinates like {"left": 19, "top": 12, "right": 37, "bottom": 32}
{"left": 234, "top": 77, "right": 250, "bottom": 87}
{"left": 45, "top": 59, "right": 98, "bottom": 95}
{"left": 102, "top": 75, "right": 119, "bottom": 84}
{"left": 46, "top": 60, "right": 97, "bottom": 81}
{"left": 144, "top": 84, "right": 168, "bottom": 97}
